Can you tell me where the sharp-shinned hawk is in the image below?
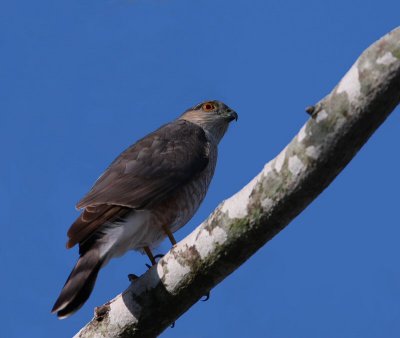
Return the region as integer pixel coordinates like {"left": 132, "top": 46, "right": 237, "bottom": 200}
{"left": 52, "top": 100, "right": 238, "bottom": 318}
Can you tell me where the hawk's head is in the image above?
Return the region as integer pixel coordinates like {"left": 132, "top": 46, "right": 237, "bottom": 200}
{"left": 179, "top": 100, "right": 238, "bottom": 143}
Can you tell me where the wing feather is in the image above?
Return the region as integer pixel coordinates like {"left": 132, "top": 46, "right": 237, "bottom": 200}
{"left": 66, "top": 120, "right": 209, "bottom": 248}
{"left": 76, "top": 120, "right": 209, "bottom": 209}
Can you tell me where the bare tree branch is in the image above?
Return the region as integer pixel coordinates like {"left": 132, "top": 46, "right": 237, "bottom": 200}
{"left": 75, "top": 27, "right": 400, "bottom": 338}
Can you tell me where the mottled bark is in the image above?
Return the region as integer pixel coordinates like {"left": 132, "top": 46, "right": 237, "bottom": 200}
{"left": 75, "top": 27, "right": 400, "bottom": 338}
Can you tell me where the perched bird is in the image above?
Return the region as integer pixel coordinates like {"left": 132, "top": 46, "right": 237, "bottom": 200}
{"left": 52, "top": 100, "right": 238, "bottom": 318}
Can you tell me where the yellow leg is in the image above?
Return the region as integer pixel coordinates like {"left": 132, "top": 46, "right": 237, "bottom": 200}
{"left": 144, "top": 246, "right": 156, "bottom": 265}
{"left": 162, "top": 225, "right": 177, "bottom": 245}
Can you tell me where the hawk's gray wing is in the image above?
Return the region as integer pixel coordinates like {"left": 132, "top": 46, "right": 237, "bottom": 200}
{"left": 66, "top": 120, "right": 210, "bottom": 248}
{"left": 77, "top": 119, "right": 210, "bottom": 209}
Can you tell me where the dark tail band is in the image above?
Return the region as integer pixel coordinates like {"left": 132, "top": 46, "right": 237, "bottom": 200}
{"left": 52, "top": 249, "right": 102, "bottom": 319}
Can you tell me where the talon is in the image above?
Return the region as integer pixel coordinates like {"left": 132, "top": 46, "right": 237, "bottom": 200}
{"left": 171, "top": 321, "right": 175, "bottom": 328}
{"left": 145, "top": 253, "right": 164, "bottom": 269}
{"left": 305, "top": 105, "right": 315, "bottom": 116}
{"left": 128, "top": 274, "right": 139, "bottom": 282}
{"left": 154, "top": 254, "right": 164, "bottom": 261}
{"left": 201, "top": 291, "right": 210, "bottom": 302}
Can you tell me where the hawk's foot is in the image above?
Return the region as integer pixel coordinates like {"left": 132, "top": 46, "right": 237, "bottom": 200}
{"left": 154, "top": 254, "right": 164, "bottom": 261}
{"left": 145, "top": 254, "right": 165, "bottom": 269}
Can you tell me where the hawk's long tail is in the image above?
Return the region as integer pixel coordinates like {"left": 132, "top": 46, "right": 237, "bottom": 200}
{"left": 51, "top": 249, "right": 103, "bottom": 319}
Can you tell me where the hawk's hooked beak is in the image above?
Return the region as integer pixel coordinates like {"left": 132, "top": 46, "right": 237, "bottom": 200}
{"left": 224, "top": 109, "right": 238, "bottom": 122}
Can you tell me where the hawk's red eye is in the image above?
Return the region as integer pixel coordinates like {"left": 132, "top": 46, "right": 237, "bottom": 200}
{"left": 202, "top": 103, "right": 215, "bottom": 111}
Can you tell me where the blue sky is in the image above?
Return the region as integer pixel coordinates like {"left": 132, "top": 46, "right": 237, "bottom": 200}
{"left": 1, "top": 1, "right": 400, "bottom": 337}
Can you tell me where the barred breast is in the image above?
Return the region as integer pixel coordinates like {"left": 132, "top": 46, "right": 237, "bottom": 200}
{"left": 166, "top": 142, "right": 218, "bottom": 233}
